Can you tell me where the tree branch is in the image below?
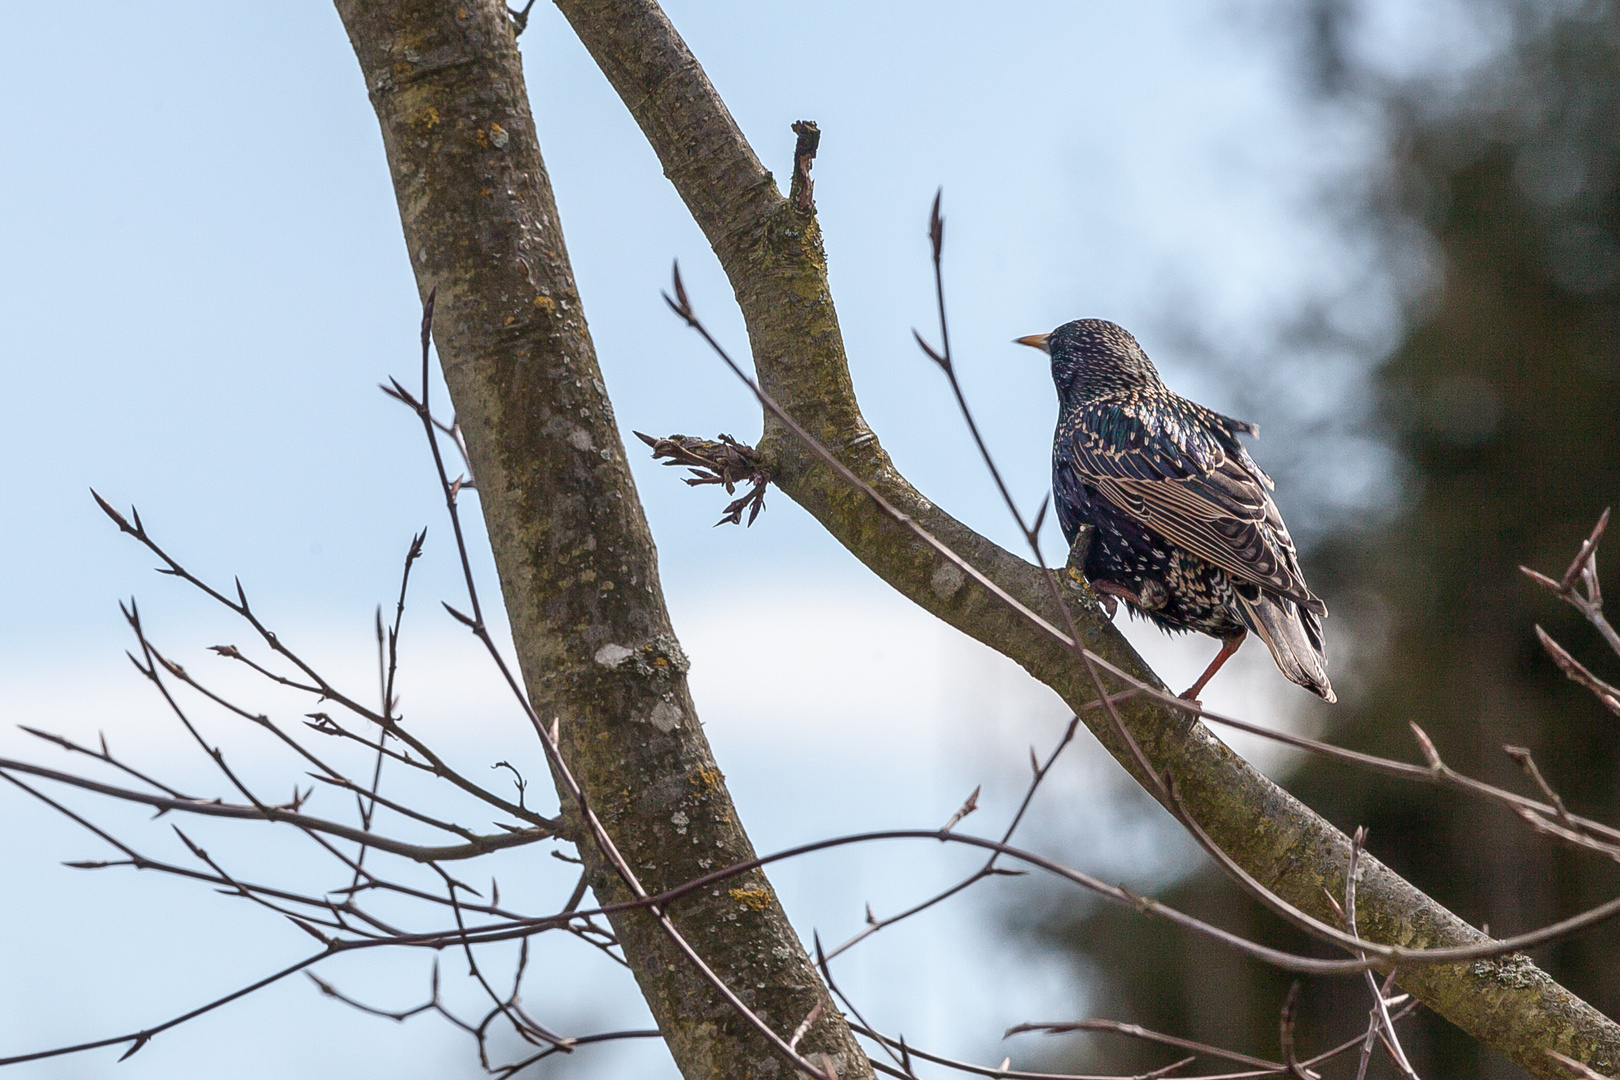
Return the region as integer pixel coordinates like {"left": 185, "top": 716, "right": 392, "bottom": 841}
{"left": 552, "top": 0, "right": 1620, "bottom": 1074}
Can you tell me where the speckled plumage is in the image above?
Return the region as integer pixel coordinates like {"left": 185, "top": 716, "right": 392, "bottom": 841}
{"left": 1027, "top": 319, "right": 1334, "bottom": 702}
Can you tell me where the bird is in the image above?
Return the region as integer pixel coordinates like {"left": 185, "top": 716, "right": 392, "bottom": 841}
{"left": 1016, "top": 319, "right": 1334, "bottom": 703}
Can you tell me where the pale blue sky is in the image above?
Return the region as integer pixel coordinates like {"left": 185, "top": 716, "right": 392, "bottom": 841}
{"left": 0, "top": 3, "right": 1470, "bottom": 1077}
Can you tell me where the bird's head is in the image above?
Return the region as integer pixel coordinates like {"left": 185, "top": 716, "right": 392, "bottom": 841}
{"left": 1016, "top": 318, "right": 1164, "bottom": 403}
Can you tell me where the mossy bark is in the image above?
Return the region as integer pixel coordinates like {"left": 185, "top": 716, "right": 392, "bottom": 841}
{"left": 555, "top": 0, "right": 1620, "bottom": 1074}
{"left": 333, "top": 3, "right": 869, "bottom": 1077}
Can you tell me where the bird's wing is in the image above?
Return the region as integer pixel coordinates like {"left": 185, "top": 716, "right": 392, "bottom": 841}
{"left": 1062, "top": 398, "right": 1324, "bottom": 614}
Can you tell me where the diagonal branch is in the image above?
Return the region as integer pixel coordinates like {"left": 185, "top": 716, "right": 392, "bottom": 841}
{"left": 551, "top": 1, "right": 1620, "bottom": 1074}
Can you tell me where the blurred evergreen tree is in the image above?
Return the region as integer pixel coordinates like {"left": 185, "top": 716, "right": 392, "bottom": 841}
{"left": 1022, "top": 2, "right": 1620, "bottom": 1075}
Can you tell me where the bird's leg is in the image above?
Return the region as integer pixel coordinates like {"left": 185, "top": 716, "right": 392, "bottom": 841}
{"left": 1180, "top": 631, "right": 1246, "bottom": 704}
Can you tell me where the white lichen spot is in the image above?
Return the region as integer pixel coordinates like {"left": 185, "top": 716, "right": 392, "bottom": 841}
{"left": 594, "top": 643, "right": 634, "bottom": 668}
{"left": 568, "top": 428, "right": 594, "bottom": 452}
{"left": 671, "top": 811, "right": 689, "bottom": 834}
{"left": 931, "top": 561, "right": 966, "bottom": 600}
{"left": 488, "top": 122, "right": 509, "bottom": 149}
{"left": 649, "top": 700, "right": 683, "bottom": 732}
{"left": 771, "top": 945, "right": 791, "bottom": 959}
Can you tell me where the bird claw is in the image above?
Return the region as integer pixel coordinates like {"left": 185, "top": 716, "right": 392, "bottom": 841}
{"left": 1092, "top": 579, "right": 1141, "bottom": 619}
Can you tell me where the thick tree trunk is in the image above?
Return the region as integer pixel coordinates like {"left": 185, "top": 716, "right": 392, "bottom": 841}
{"left": 554, "top": 1, "right": 1620, "bottom": 1075}
{"left": 333, "top": 4, "right": 870, "bottom": 1078}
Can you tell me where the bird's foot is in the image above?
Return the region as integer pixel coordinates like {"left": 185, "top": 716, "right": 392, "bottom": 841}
{"left": 1175, "top": 688, "right": 1205, "bottom": 710}
{"left": 1092, "top": 580, "right": 1142, "bottom": 620}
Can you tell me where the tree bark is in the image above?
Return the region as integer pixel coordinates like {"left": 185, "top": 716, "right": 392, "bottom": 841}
{"left": 333, "top": 4, "right": 870, "bottom": 1078}
{"left": 553, "top": 1, "right": 1620, "bottom": 1075}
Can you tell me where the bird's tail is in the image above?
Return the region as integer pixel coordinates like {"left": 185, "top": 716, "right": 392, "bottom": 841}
{"left": 1235, "top": 590, "right": 1336, "bottom": 702}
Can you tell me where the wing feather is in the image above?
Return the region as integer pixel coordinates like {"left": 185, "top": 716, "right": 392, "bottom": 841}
{"left": 1063, "top": 398, "right": 1325, "bottom": 615}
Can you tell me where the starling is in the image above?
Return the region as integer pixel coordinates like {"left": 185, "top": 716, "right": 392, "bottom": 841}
{"left": 1017, "top": 319, "right": 1334, "bottom": 703}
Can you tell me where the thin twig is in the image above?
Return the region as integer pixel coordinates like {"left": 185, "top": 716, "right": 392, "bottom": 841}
{"left": 1344, "top": 828, "right": 1418, "bottom": 1078}
{"left": 0, "top": 757, "right": 552, "bottom": 861}
{"left": 1278, "top": 982, "right": 1309, "bottom": 1080}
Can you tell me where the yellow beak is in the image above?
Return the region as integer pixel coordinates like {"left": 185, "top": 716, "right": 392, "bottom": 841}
{"left": 1014, "top": 333, "right": 1051, "bottom": 354}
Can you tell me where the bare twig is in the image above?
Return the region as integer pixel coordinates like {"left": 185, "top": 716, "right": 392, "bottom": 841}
{"left": 354, "top": 528, "right": 427, "bottom": 884}
{"left": 1278, "top": 982, "right": 1310, "bottom": 1080}
{"left": 1523, "top": 511, "right": 1620, "bottom": 713}
{"left": 1534, "top": 627, "right": 1620, "bottom": 717}
{"left": 1504, "top": 746, "right": 1573, "bottom": 826}
{"left": 1546, "top": 1049, "right": 1616, "bottom": 1079}
{"left": 0, "top": 756, "right": 552, "bottom": 861}
{"left": 941, "top": 786, "right": 981, "bottom": 832}
{"left": 0, "top": 949, "right": 335, "bottom": 1067}
{"left": 790, "top": 119, "right": 820, "bottom": 213}
{"left": 815, "top": 933, "right": 917, "bottom": 1078}
{"left": 1009, "top": 1000, "right": 1422, "bottom": 1080}
{"left": 1008, "top": 1018, "right": 1287, "bottom": 1072}
{"left": 90, "top": 493, "right": 549, "bottom": 828}
{"left": 823, "top": 715, "right": 1080, "bottom": 962}
{"left": 1344, "top": 828, "right": 1419, "bottom": 1079}
{"left": 858, "top": 1021, "right": 1195, "bottom": 1080}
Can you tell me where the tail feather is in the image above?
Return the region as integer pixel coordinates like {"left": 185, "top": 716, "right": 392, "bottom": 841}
{"left": 1235, "top": 590, "right": 1335, "bottom": 702}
